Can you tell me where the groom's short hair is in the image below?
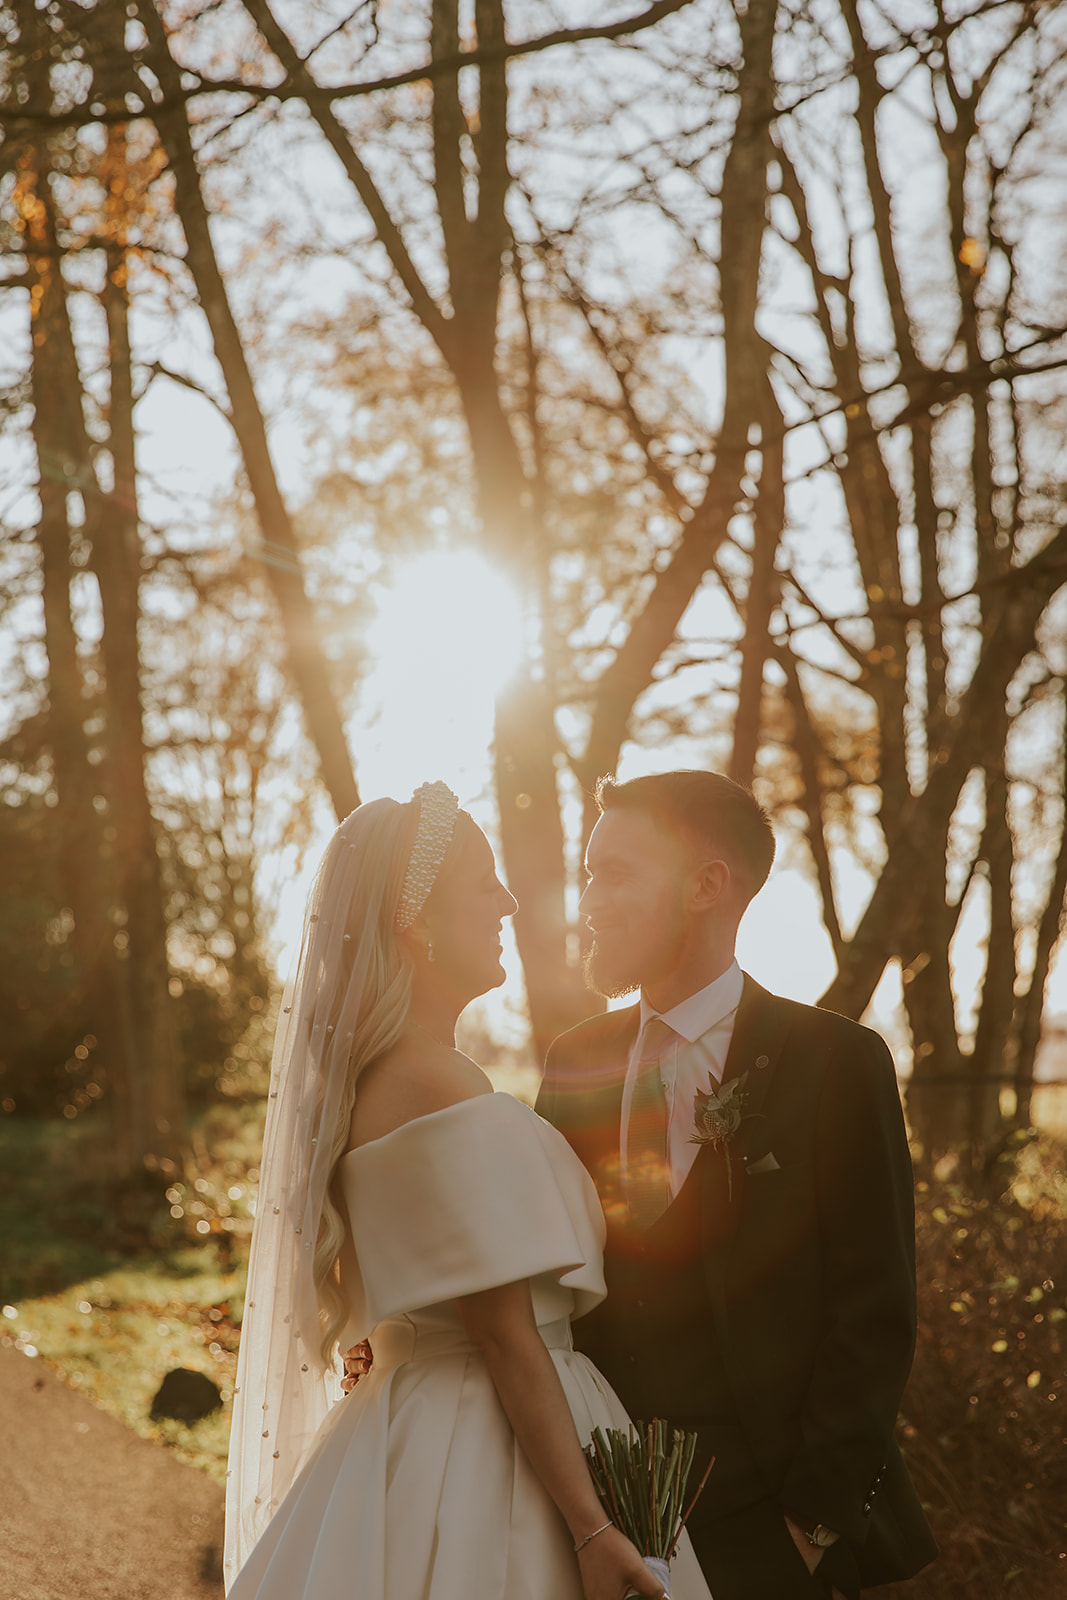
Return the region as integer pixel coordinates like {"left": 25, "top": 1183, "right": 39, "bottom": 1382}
{"left": 594, "top": 769, "right": 776, "bottom": 901}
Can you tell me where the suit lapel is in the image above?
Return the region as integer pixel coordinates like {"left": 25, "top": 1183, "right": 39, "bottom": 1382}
{"left": 569, "top": 980, "right": 795, "bottom": 1247}
{"left": 677, "top": 974, "right": 793, "bottom": 1188}
{"left": 695, "top": 975, "right": 796, "bottom": 1278}
{"left": 628, "top": 976, "right": 791, "bottom": 1247}
{"left": 720, "top": 974, "right": 794, "bottom": 1160}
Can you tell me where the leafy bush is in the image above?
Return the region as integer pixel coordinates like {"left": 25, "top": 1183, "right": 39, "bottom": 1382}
{"left": 886, "top": 1138, "right": 1067, "bottom": 1600}
{"left": 4, "top": 1096, "right": 1065, "bottom": 1583}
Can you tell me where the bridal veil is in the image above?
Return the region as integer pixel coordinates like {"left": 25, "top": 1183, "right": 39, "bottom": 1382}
{"left": 224, "top": 788, "right": 456, "bottom": 1586}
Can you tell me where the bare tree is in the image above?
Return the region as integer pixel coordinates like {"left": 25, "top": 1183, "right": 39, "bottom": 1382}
{"left": 4, "top": 0, "right": 1065, "bottom": 1163}
{"left": 4, "top": 7, "right": 183, "bottom": 1168}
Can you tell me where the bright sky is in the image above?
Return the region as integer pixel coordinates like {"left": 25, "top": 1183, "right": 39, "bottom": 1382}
{"left": 44, "top": 366, "right": 1059, "bottom": 1081}
{"left": 109, "top": 0, "right": 1065, "bottom": 1075}
{"left": 258, "top": 544, "right": 942, "bottom": 1071}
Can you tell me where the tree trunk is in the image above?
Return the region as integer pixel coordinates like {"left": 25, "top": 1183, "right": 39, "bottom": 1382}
{"left": 578, "top": 0, "right": 779, "bottom": 794}
{"left": 901, "top": 885, "right": 971, "bottom": 1160}
{"left": 1011, "top": 709, "right": 1067, "bottom": 1128}
{"left": 966, "top": 769, "right": 1016, "bottom": 1148}
{"left": 423, "top": 0, "right": 588, "bottom": 1052}
{"left": 139, "top": 0, "right": 360, "bottom": 822}
{"left": 22, "top": 147, "right": 129, "bottom": 1133}
{"left": 730, "top": 383, "right": 783, "bottom": 786}
{"left": 21, "top": 121, "right": 183, "bottom": 1171}
{"left": 93, "top": 163, "right": 184, "bottom": 1167}
{"left": 820, "top": 533, "right": 1067, "bottom": 1019}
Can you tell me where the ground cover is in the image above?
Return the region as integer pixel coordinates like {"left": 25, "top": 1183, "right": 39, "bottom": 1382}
{"left": 0, "top": 1106, "right": 262, "bottom": 1482}
{"left": 891, "top": 1133, "right": 1067, "bottom": 1598}
{"left": 2, "top": 1092, "right": 1065, "bottom": 1594}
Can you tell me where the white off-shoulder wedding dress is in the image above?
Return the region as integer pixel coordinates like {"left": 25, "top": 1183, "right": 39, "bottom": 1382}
{"left": 228, "top": 1092, "right": 711, "bottom": 1600}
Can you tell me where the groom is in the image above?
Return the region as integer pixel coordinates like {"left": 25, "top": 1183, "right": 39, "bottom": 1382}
{"left": 536, "top": 770, "right": 936, "bottom": 1598}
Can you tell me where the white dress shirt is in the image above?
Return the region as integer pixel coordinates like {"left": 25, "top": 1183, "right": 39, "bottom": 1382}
{"left": 619, "top": 960, "right": 744, "bottom": 1201}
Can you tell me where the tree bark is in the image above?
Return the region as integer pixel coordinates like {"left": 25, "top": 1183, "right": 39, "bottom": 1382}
{"left": 730, "top": 382, "right": 783, "bottom": 786}
{"left": 138, "top": 0, "right": 360, "bottom": 822}
{"left": 229, "top": 0, "right": 585, "bottom": 1049}
{"left": 1010, "top": 709, "right": 1067, "bottom": 1129}
{"left": 21, "top": 129, "right": 127, "bottom": 1089}
{"left": 577, "top": 0, "right": 779, "bottom": 793}
{"left": 20, "top": 115, "right": 184, "bottom": 1171}
{"left": 821, "top": 533, "right": 1067, "bottom": 1019}
{"left": 92, "top": 137, "right": 184, "bottom": 1165}
{"left": 431, "top": 0, "right": 589, "bottom": 1049}
{"left": 966, "top": 768, "right": 1016, "bottom": 1148}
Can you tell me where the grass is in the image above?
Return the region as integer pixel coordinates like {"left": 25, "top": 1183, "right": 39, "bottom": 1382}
{"left": 0, "top": 1034, "right": 539, "bottom": 1485}
{"left": 0, "top": 1104, "right": 263, "bottom": 1483}
{"left": 2, "top": 1080, "right": 1065, "bottom": 1587}
{"left": 2, "top": 1255, "right": 241, "bottom": 1481}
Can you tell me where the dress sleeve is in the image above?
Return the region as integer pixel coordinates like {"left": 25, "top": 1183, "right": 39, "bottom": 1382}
{"left": 339, "top": 1093, "right": 606, "bottom": 1331}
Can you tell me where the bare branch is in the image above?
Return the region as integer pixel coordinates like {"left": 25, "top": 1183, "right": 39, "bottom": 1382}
{"left": 142, "top": 360, "right": 232, "bottom": 422}
{"left": 1, "top": 0, "right": 701, "bottom": 129}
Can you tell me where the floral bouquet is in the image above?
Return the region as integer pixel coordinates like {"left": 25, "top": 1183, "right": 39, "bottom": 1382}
{"left": 584, "top": 1420, "right": 714, "bottom": 1598}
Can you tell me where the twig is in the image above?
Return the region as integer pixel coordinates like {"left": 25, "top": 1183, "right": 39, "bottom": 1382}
{"left": 669, "top": 1453, "right": 716, "bottom": 1557}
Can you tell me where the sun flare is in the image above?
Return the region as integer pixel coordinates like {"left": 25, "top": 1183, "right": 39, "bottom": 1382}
{"left": 358, "top": 548, "right": 525, "bottom": 801}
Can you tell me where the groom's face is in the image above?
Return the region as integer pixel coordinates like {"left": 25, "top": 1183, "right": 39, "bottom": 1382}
{"left": 580, "top": 807, "right": 693, "bottom": 999}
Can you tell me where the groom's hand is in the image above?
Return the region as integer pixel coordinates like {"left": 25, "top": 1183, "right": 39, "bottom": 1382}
{"left": 784, "top": 1515, "right": 824, "bottom": 1573}
{"left": 340, "top": 1339, "right": 373, "bottom": 1392}
{"left": 784, "top": 1517, "right": 846, "bottom": 1599}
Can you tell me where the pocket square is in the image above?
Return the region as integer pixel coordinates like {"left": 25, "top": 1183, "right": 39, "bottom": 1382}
{"left": 745, "top": 1151, "right": 781, "bottom": 1175}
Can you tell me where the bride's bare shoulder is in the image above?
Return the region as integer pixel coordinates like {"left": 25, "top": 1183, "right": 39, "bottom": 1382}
{"left": 347, "top": 1034, "right": 491, "bottom": 1151}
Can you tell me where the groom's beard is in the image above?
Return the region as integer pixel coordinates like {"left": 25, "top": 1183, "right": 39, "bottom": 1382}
{"left": 582, "top": 941, "right": 639, "bottom": 1001}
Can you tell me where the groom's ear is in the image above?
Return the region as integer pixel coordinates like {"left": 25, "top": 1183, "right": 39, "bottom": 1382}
{"left": 689, "top": 856, "right": 730, "bottom": 910}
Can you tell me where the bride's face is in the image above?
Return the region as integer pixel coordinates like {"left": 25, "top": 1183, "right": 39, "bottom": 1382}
{"left": 417, "top": 818, "right": 517, "bottom": 999}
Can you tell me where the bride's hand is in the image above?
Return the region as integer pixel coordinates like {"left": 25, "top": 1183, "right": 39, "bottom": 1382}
{"left": 339, "top": 1339, "right": 373, "bottom": 1394}
{"left": 576, "top": 1525, "right": 666, "bottom": 1600}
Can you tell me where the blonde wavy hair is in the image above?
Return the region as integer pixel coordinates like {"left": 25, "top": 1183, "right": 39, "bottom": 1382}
{"left": 227, "top": 792, "right": 466, "bottom": 1583}
{"left": 311, "top": 797, "right": 467, "bottom": 1366}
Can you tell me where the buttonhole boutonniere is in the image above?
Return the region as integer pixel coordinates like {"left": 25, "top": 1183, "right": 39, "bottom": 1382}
{"left": 689, "top": 1072, "right": 757, "bottom": 1200}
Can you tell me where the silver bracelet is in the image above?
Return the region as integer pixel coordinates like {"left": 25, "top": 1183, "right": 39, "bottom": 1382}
{"left": 573, "top": 1519, "right": 614, "bottom": 1554}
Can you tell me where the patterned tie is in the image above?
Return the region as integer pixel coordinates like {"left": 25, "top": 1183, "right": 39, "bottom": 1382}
{"left": 625, "top": 1017, "right": 677, "bottom": 1228}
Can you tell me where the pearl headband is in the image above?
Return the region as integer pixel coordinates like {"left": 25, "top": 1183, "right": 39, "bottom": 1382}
{"left": 395, "top": 781, "right": 460, "bottom": 930}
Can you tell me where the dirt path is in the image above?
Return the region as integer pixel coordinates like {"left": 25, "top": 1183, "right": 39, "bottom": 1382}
{"left": 1, "top": 1347, "right": 225, "bottom": 1600}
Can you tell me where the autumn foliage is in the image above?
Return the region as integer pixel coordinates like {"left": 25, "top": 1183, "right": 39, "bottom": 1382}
{"left": 885, "top": 1144, "right": 1067, "bottom": 1600}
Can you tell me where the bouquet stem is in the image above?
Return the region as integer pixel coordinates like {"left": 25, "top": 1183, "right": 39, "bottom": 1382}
{"left": 584, "top": 1421, "right": 714, "bottom": 1588}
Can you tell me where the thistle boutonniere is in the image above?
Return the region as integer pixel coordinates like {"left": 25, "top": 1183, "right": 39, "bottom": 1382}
{"left": 689, "top": 1071, "right": 755, "bottom": 1200}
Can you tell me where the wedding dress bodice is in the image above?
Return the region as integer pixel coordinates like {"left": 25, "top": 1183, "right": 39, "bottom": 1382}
{"left": 227, "top": 1093, "right": 711, "bottom": 1600}
{"left": 337, "top": 1092, "right": 608, "bottom": 1346}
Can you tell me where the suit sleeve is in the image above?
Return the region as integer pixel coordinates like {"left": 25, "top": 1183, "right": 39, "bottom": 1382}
{"left": 781, "top": 1026, "right": 917, "bottom": 1542}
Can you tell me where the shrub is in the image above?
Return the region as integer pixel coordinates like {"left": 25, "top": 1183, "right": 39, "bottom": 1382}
{"left": 885, "top": 1138, "right": 1067, "bottom": 1599}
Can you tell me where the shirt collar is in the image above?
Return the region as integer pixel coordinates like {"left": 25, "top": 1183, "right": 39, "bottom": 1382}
{"left": 638, "top": 959, "right": 744, "bottom": 1045}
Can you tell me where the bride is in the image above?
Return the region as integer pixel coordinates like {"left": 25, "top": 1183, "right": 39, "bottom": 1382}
{"left": 225, "top": 782, "right": 711, "bottom": 1600}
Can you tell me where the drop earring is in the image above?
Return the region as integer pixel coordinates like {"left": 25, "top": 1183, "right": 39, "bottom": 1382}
{"left": 427, "top": 940, "right": 436, "bottom": 964}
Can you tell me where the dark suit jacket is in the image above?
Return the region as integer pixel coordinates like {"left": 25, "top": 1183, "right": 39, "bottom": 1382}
{"left": 536, "top": 975, "right": 937, "bottom": 1585}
